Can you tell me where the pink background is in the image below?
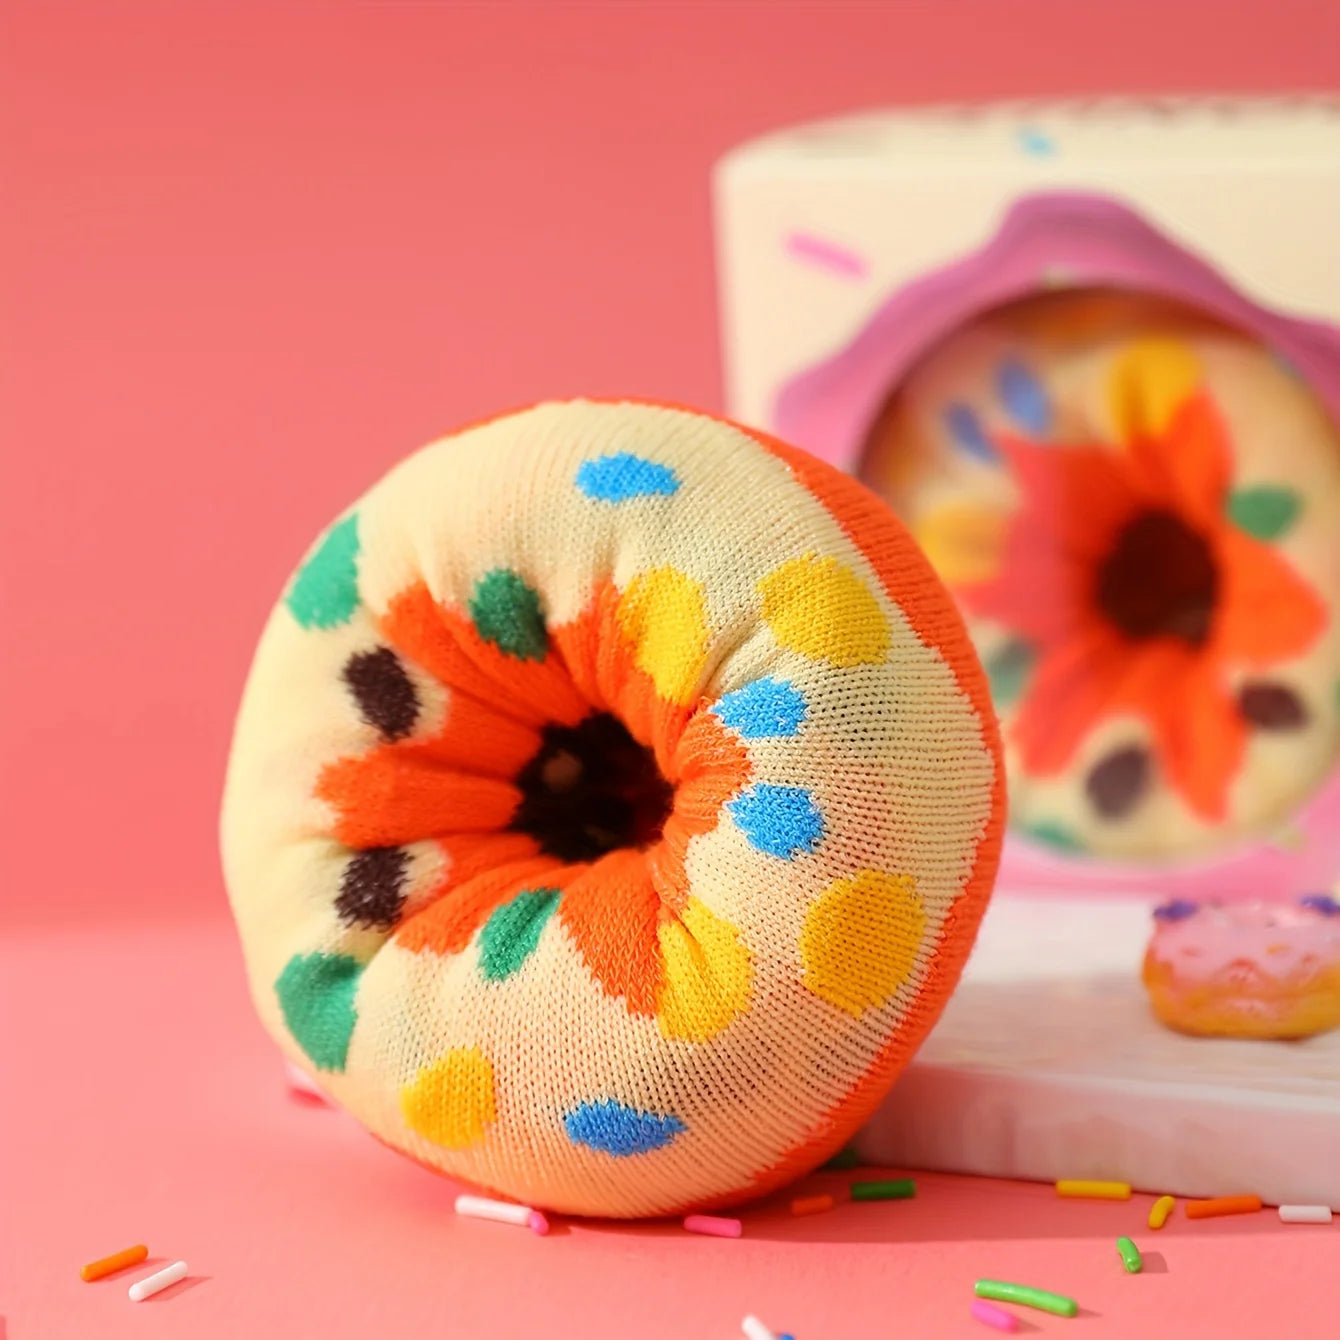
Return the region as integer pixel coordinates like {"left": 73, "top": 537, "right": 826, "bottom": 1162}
{"left": 4, "top": 0, "right": 1340, "bottom": 928}
{"left": 4, "top": 4, "right": 1340, "bottom": 1337}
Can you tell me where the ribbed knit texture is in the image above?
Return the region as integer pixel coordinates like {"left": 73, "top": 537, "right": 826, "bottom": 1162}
{"left": 222, "top": 400, "right": 1004, "bottom": 1217}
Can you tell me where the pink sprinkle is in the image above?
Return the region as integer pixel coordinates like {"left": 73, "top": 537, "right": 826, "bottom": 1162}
{"left": 970, "top": 1299, "right": 1019, "bottom": 1332}
{"left": 784, "top": 231, "right": 869, "bottom": 279}
{"left": 528, "top": 1211, "right": 550, "bottom": 1236}
{"left": 683, "top": 1214, "right": 743, "bottom": 1239}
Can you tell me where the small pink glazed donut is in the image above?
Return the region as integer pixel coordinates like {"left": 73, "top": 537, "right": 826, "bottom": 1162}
{"left": 1142, "top": 895, "right": 1340, "bottom": 1039}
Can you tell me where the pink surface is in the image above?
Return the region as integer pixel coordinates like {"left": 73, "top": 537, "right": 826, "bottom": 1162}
{"left": 5, "top": 919, "right": 1339, "bottom": 1338}
{"left": 4, "top": 0, "right": 1340, "bottom": 927}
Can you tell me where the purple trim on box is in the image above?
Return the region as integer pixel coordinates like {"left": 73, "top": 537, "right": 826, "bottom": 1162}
{"left": 771, "top": 192, "right": 1340, "bottom": 897}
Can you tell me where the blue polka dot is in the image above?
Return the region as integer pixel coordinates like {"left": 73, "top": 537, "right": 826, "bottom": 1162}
{"left": 943, "top": 403, "right": 998, "bottom": 464}
{"left": 728, "top": 783, "right": 824, "bottom": 859}
{"left": 712, "top": 678, "right": 808, "bottom": 739}
{"left": 576, "top": 453, "right": 680, "bottom": 502}
{"left": 996, "top": 359, "right": 1052, "bottom": 434}
{"left": 564, "top": 1099, "right": 686, "bottom": 1156}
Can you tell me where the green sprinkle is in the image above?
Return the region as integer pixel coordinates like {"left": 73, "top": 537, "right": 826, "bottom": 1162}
{"left": 975, "top": 1280, "right": 1079, "bottom": 1318}
{"left": 1227, "top": 485, "right": 1301, "bottom": 541}
{"left": 823, "top": 1147, "right": 861, "bottom": 1171}
{"left": 851, "top": 1178, "right": 916, "bottom": 1201}
{"left": 1116, "top": 1236, "right": 1143, "bottom": 1273}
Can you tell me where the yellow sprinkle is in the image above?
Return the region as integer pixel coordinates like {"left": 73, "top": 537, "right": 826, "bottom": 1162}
{"left": 1148, "top": 1195, "right": 1176, "bottom": 1229}
{"left": 1056, "top": 1179, "right": 1131, "bottom": 1201}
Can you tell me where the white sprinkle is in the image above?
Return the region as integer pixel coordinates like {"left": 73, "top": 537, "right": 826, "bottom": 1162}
{"left": 1278, "top": 1204, "right": 1333, "bottom": 1224}
{"left": 742, "top": 1316, "right": 778, "bottom": 1340}
{"left": 128, "top": 1260, "right": 188, "bottom": 1301}
{"left": 455, "top": 1194, "right": 538, "bottom": 1228}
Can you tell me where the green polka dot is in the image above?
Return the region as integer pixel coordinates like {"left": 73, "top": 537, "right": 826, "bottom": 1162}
{"left": 479, "top": 887, "right": 561, "bottom": 981}
{"left": 286, "top": 515, "right": 361, "bottom": 629}
{"left": 1019, "top": 819, "right": 1086, "bottom": 853}
{"left": 469, "top": 569, "right": 547, "bottom": 660}
{"left": 274, "top": 952, "right": 364, "bottom": 1071}
{"left": 984, "top": 639, "right": 1036, "bottom": 709}
{"left": 1227, "top": 486, "right": 1301, "bottom": 541}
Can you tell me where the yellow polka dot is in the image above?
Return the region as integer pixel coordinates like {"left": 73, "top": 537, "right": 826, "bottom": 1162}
{"left": 400, "top": 1046, "right": 497, "bottom": 1149}
{"left": 913, "top": 502, "right": 1008, "bottom": 585}
{"left": 615, "top": 567, "right": 710, "bottom": 705}
{"left": 1107, "top": 338, "right": 1200, "bottom": 443}
{"left": 758, "top": 555, "right": 889, "bottom": 667}
{"left": 656, "top": 898, "right": 752, "bottom": 1042}
{"left": 800, "top": 871, "right": 927, "bottom": 1017}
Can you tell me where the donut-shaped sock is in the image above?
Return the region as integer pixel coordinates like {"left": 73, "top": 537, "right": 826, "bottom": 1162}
{"left": 222, "top": 400, "right": 1004, "bottom": 1217}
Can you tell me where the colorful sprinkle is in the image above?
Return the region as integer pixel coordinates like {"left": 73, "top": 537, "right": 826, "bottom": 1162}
{"left": 286, "top": 514, "right": 361, "bottom": 629}
{"left": 336, "top": 846, "right": 410, "bottom": 930}
{"left": 479, "top": 887, "right": 561, "bottom": 981}
{"left": 455, "top": 1194, "right": 549, "bottom": 1233}
{"left": 742, "top": 1316, "right": 779, "bottom": 1340}
{"left": 343, "top": 647, "right": 419, "bottom": 741}
{"left": 1278, "top": 1204, "right": 1332, "bottom": 1223}
{"left": 615, "top": 566, "right": 710, "bottom": 705}
{"left": 1148, "top": 1194, "right": 1176, "bottom": 1229}
{"left": 1117, "top": 1236, "right": 1143, "bottom": 1273}
{"left": 656, "top": 897, "right": 753, "bottom": 1042}
{"left": 970, "top": 1299, "right": 1020, "bottom": 1332}
{"left": 974, "top": 1280, "right": 1078, "bottom": 1319}
{"left": 1184, "top": 1194, "right": 1262, "bottom": 1219}
{"left": 729, "top": 783, "right": 824, "bottom": 858}
{"left": 1300, "top": 894, "right": 1340, "bottom": 916}
{"left": 783, "top": 231, "right": 869, "bottom": 279}
{"left": 1153, "top": 899, "right": 1198, "bottom": 922}
{"left": 1020, "top": 819, "right": 1085, "bottom": 853}
{"left": 274, "top": 951, "right": 365, "bottom": 1071}
{"left": 712, "top": 678, "right": 808, "bottom": 739}
{"left": 758, "top": 555, "right": 890, "bottom": 667}
{"left": 401, "top": 1046, "right": 498, "bottom": 1149}
{"left": 683, "top": 1214, "right": 742, "bottom": 1238}
{"left": 800, "top": 870, "right": 925, "bottom": 1017}
{"left": 790, "top": 1193, "right": 835, "bottom": 1216}
{"left": 1227, "top": 485, "right": 1302, "bottom": 541}
{"left": 128, "top": 1260, "right": 188, "bottom": 1302}
{"left": 576, "top": 452, "right": 680, "bottom": 502}
{"left": 996, "top": 359, "right": 1052, "bottom": 434}
{"left": 563, "top": 1098, "right": 686, "bottom": 1157}
{"left": 81, "top": 1244, "right": 148, "bottom": 1282}
{"left": 943, "top": 403, "right": 999, "bottom": 464}
{"left": 469, "top": 569, "right": 548, "bottom": 661}
{"left": 1056, "top": 1180, "right": 1131, "bottom": 1200}
{"left": 851, "top": 1178, "right": 916, "bottom": 1201}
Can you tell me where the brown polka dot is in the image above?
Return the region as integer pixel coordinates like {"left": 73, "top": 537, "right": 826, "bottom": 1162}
{"left": 336, "top": 847, "right": 410, "bottom": 929}
{"left": 343, "top": 647, "right": 419, "bottom": 741}
{"left": 1238, "top": 681, "right": 1308, "bottom": 731}
{"left": 1085, "top": 745, "right": 1150, "bottom": 820}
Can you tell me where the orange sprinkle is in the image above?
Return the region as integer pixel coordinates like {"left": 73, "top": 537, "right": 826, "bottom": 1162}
{"left": 80, "top": 1244, "right": 148, "bottom": 1282}
{"left": 790, "top": 1193, "right": 835, "bottom": 1217}
{"left": 1184, "top": 1194, "right": 1263, "bottom": 1220}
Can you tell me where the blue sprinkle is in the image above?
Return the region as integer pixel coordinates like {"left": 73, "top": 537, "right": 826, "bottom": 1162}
{"left": 564, "top": 1099, "right": 686, "bottom": 1156}
{"left": 576, "top": 452, "right": 680, "bottom": 502}
{"left": 1300, "top": 893, "right": 1340, "bottom": 916}
{"left": 712, "top": 678, "right": 809, "bottom": 739}
{"left": 996, "top": 359, "right": 1052, "bottom": 435}
{"left": 1153, "top": 899, "right": 1199, "bottom": 922}
{"left": 728, "top": 783, "right": 825, "bottom": 859}
{"left": 943, "top": 402, "right": 998, "bottom": 464}
{"left": 1018, "top": 125, "right": 1057, "bottom": 157}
